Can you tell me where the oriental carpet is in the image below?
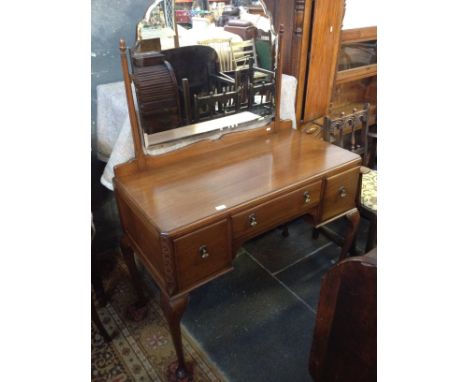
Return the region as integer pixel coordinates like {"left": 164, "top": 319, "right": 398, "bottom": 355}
{"left": 91, "top": 254, "right": 226, "bottom": 382}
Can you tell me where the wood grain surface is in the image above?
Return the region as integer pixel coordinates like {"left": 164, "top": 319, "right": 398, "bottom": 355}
{"left": 115, "top": 126, "right": 360, "bottom": 236}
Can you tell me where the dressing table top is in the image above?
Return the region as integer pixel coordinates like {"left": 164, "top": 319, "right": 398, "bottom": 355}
{"left": 115, "top": 127, "right": 360, "bottom": 235}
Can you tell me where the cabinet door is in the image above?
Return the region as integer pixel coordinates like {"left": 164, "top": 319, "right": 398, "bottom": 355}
{"left": 303, "top": 0, "right": 345, "bottom": 122}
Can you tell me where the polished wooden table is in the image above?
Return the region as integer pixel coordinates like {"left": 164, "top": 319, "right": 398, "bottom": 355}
{"left": 113, "top": 121, "right": 361, "bottom": 380}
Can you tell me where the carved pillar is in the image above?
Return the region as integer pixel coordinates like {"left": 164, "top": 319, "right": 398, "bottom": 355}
{"left": 291, "top": 0, "right": 306, "bottom": 78}
{"left": 292, "top": 0, "right": 314, "bottom": 123}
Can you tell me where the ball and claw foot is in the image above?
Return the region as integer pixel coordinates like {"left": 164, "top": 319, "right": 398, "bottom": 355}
{"left": 167, "top": 361, "right": 193, "bottom": 382}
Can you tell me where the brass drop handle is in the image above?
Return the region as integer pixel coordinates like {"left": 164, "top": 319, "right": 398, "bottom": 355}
{"left": 248, "top": 213, "right": 258, "bottom": 227}
{"left": 199, "top": 245, "right": 209, "bottom": 259}
{"left": 304, "top": 191, "right": 311, "bottom": 204}
{"left": 339, "top": 186, "right": 347, "bottom": 198}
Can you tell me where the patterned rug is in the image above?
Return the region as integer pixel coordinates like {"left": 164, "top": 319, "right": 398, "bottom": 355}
{"left": 91, "top": 253, "right": 226, "bottom": 382}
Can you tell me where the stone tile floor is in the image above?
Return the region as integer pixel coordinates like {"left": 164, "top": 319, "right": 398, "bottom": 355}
{"left": 180, "top": 217, "right": 370, "bottom": 382}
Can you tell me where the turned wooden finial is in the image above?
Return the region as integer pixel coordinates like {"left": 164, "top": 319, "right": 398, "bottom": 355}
{"left": 119, "top": 38, "right": 126, "bottom": 52}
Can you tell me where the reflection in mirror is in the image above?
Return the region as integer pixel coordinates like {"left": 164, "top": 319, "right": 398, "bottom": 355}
{"left": 338, "top": 40, "right": 377, "bottom": 71}
{"left": 130, "top": 0, "right": 277, "bottom": 151}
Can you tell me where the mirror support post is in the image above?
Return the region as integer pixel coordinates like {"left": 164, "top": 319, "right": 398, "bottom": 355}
{"left": 120, "top": 39, "right": 146, "bottom": 169}
{"left": 274, "top": 24, "right": 285, "bottom": 133}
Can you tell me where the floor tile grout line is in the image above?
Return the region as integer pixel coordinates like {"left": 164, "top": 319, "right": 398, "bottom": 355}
{"left": 272, "top": 242, "right": 334, "bottom": 276}
{"left": 243, "top": 250, "right": 317, "bottom": 313}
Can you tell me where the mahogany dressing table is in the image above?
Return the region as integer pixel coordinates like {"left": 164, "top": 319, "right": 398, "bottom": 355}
{"left": 113, "top": 20, "right": 361, "bottom": 381}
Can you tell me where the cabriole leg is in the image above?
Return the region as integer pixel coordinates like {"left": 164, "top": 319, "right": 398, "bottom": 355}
{"left": 160, "top": 293, "right": 192, "bottom": 381}
{"left": 340, "top": 209, "right": 360, "bottom": 261}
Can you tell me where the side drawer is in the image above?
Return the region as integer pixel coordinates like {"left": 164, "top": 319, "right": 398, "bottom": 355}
{"left": 231, "top": 180, "right": 321, "bottom": 239}
{"left": 173, "top": 219, "right": 231, "bottom": 291}
{"left": 321, "top": 167, "right": 360, "bottom": 222}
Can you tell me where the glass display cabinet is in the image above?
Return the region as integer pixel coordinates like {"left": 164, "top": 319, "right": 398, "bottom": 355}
{"left": 333, "top": 26, "right": 377, "bottom": 126}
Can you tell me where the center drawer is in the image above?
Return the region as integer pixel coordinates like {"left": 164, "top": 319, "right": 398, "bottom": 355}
{"left": 173, "top": 219, "right": 231, "bottom": 291}
{"left": 231, "top": 180, "right": 321, "bottom": 239}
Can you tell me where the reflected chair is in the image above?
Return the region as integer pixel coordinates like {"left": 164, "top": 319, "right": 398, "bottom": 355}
{"left": 231, "top": 39, "right": 271, "bottom": 81}
{"left": 231, "top": 39, "right": 258, "bottom": 71}
{"left": 197, "top": 38, "right": 234, "bottom": 72}
{"left": 163, "top": 45, "right": 235, "bottom": 124}
{"left": 230, "top": 41, "right": 274, "bottom": 112}
{"left": 193, "top": 87, "right": 242, "bottom": 122}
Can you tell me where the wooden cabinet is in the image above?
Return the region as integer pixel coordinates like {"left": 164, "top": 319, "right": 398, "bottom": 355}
{"left": 269, "top": 1, "right": 376, "bottom": 126}
{"left": 332, "top": 26, "right": 377, "bottom": 126}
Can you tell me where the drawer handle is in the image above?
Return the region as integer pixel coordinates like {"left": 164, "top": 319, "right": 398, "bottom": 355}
{"left": 304, "top": 191, "right": 311, "bottom": 204}
{"left": 248, "top": 213, "right": 258, "bottom": 227}
{"left": 339, "top": 186, "right": 347, "bottom": 198}
{"left": 199, "top": 245, "right": 209, "bottom": 259}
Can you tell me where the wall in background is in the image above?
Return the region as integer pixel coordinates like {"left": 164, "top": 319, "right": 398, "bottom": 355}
{"left": 342, "top": 0, "right": 377, "bottom": 29}
{"left": 91, "top": 0, "right": 151, "bottom": 151}
{"left": 91, "top": 0, "right": 152, "bottom": 253}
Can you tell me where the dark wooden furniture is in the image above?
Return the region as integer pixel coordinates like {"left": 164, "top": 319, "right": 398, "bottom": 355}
{"left": 217, "top": 5, "right": 240, "bottom": 27}
{"left": 324, "top": 103, "right": 370, "bottom": 165}
{"left": 259, "top": 0, "right": 347, "bottom": 124}
{"left": 318, "top": 104, "right": 377, "bottom": 252}
{"left": 258, "top": 1, "right": 376, "bottom": 132}
{"left": 163, "top": 45, "right": 225, "bottom": 97}
{"left": 131, "top": 44, "right": 182, "bottom": 135}
{"left": 128, "top": 0, "right": 357, "bottom": 130}
{"left": 91, "top": 217, "right": 113, "bottom": 342}
{"left": 310, "top": 248, "right": 377, "bottom": 382}
{"left": 193, "top": 87, "right": 241, "bottom": 122}
{"left": 367, "top": 125, "right": 377, "bottom": 168}
{"left": 132, "top": 43, "right": 238, "bottom": 130}
{"left": 224, "top": 19, "right": 258, "bottom": 40}
{"left": 333, "top": 26, "right": 377, "bottom": 127}
{"left": 114, "top": 24, "right": 362, "bottom": 378}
